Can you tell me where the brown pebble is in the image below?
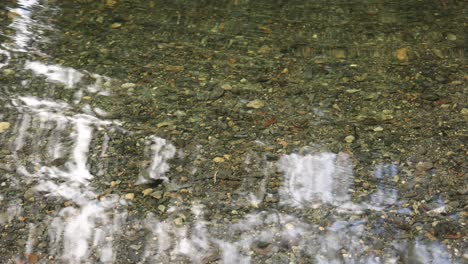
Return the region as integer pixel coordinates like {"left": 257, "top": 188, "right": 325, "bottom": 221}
{"left": 395, "top": 48, "right": 408, "bottom": 61}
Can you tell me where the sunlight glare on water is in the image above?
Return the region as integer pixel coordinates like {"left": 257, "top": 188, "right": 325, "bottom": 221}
{"left": 278, "top": 152, "right": 353, "bottom": 207}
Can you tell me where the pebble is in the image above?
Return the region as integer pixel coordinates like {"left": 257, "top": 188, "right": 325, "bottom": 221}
{"left": 105, "top": 0, "right": 117, "bottom": 8}
{"left": 129, "top": 244, "right": 141, "bottom": 250}
{"left": 332, "top": 49, "right": 346, "bottom": 59}
{"left": 246, "top": 99, "right": 265, "bottom": 109}
{"left": 395, "top": 47, "right": 408, "bottom": 61}
{"left": 174, "top": 110, "right": 186, "bottom": 117}
{"left": 2, "top": 69, "right": 14, "bottom": 76}
{"left": 345, "top": 89, "right": 360, "bottom": 94}
{"left": 7, "top": 11, "right": 19, "bottom": 20}
{"left": 427, "top": 206, "right": 446, "bottom": 216}
{"left": 156, "top": 121, "right": 174, "bottom": 128}
{"left": 110, "top": 180, "right": 120, "bottom": 187}
{"left": 460, "top": 108, "right": 468, "bottom": 115}
{"left": 373, "top": 126, "right": 384, "bottom": 132}
{"left": 151, "top": 191, "right": 163, "bottom": 199}
{"left": 157, "top": 205, "right": 165, "bottom": 212}
{"left": 121, "top": 83, "right": 136, "bottom": 89}
{"left": 165, "top": 65, "right": 184, "bottom": 73}
{"left": 416, "top": 161, "right": 433, "bottom": 172}
{"left": 142, "top": 188, "right": 153, "bottom": 196}
{"left": 446, "top": 33, "right": 457, "bottom": 41}
{"left": 0, "top": 122, "right": 11, "bottom": 133}
{"left": 213, "top": 157, "right": 225, "bottom": 163}
{"left": 174, "top": 217, "right": 184, "bottom": 226}
{"left": 180, "top": 176, "right": 188, "bottom": 182}
{"left": 23, "top": 188, "right": 36, "bottom": 200}
{"left": 124, "top": 193, "right": 135, "bottom": 200}
{"left": 257, "top": 45, "right": 271, "bottom": 55}
{"left": 221, "top": 84, "right": 232, "bottom": 91}
{"left": 432, "top": 49, "right": 444, "bottom": 59}
{"left": 111, "top": 22, "right": 122, "bottom": 29}
{"left": 344, "top": 135, "right": 355, "bottom": 143}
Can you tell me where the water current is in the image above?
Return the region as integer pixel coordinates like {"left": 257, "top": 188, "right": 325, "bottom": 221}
{"left": 0, "top": 1, "right": 465, "bottom": 263}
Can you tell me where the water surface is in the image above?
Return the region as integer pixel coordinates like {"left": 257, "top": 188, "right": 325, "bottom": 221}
{"left": 0, "top": 1, "right": 466, "bottom": 263}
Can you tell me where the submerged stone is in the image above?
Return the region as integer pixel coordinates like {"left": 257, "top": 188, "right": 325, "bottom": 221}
{"left": 0, "top": 122, "right": 10, "bottom": 133}
{"left": 246, "top": 99, "right": 265, "bottom": 109}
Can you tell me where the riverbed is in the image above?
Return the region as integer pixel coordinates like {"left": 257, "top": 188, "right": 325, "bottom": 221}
{"left": 0, "top": 1, "right": 466, "bottom": 263}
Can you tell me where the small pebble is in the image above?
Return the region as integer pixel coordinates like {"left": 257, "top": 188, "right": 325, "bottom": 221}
{"left": 221, "top": 84, "right": 232, "bottom": 90}
{"left": 0, "top": 122, "right": 11, "bottom": 133}
{"left": 129, "top": 244, "right": 141, "bottom": 250}
{"left": 124, "top": 193, "right": 135, "bottom": 200}
{"left": 121, "top": 83, "right": 136, "bottom": 89}
{"left": 416, "top": 161, "right": 433, "bottom": 172}
{"left": 345, "top": 89, "right": 360, "bottom": 94}
{"left": 157, "top": 121, "right": 173, "bottom": 128}
{"left": 2, "top": 69, "right": 14, "bottom": 76}
{"left": 395, "top": 47, "right": 408, "bottom": 61}
{"left": 151, "top": 191, "right": 163, "bottom": 199}
{"left": 180, "top": 176, "right": 188, "bottom": 182}
{"left": 165, "top": 65, "right": 184, "bottom": 73}
{"left": 344, "top": 135, "right": 355, "bottom": 143}
{"left": 111, "top": 22, "right": 122, "bottom": 29}
{"left": 246, "top": 99, "right": 265, "bottom": 109}
{"left": 142, "top": 188, "right": 153, "bottom": 196}
{"left": 213, "top": 157, "right": 225, "bottom": 163}
{"left": 446, "top": 33, "right": 457, "bottom": 41}
{"left": 174, "top": 110, "right": 186, "bottom": 117}
{"left": 174, "top": 217, "right": 184, "bottom": 226}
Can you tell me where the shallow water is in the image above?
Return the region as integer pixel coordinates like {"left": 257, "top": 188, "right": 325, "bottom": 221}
{"left": 0, "top": 1, "right": 466, "bottom": 263}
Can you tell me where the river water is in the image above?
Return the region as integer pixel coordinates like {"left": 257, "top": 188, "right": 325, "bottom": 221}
{"left": 0, "top": 1, "right": 466, "bottom": 263}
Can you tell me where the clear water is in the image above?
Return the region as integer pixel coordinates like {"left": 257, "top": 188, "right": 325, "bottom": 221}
{"left": 0, "top": 1, "right": 465, "bottom": 263}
